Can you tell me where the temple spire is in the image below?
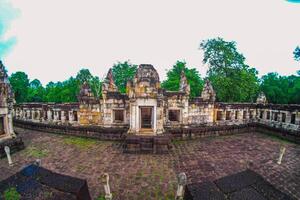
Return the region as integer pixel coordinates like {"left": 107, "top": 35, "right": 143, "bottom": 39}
{"left": 201, "top": 79, "right": 216, "bottom": 102}
{"left": 102, "top": 69, "right": 118, "bottom": 93}
{"left": 179, "top": 71, "right": 190, "bottom": 95}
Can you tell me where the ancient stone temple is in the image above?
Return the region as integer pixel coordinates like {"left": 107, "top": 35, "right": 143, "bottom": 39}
{"left": 14, "top": 64, "right": 300, "bottom": 152}
{"left": 0, "top": 61, "right": 16, "bottom": 140}
{"left": 0, "top": 61, "right": 24, "bottom": 157}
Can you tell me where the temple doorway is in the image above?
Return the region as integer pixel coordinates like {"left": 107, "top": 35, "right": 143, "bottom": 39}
{"left": 0, "top": 117, "right": 5, "bottom": 136}
{"left": 140, "top": 107, "right": 153, "bottom": 129}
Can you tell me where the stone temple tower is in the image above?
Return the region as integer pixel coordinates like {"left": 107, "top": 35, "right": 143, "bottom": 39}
{"left": 0, "top": 61, "right": 16, "bottom": 140}
{"left": 0, "top": 61, "right": 24, "bottom": 157}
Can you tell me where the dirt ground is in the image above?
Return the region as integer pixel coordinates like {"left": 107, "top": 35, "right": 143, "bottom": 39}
{"left": 0, "top": 127, "right": 299, "bottom": 200}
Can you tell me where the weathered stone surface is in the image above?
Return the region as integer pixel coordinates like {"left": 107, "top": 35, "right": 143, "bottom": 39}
{"left": 230, "top": 187, "right": 267, "bottom": 200}
{"left": 215, "top": 170, "right": 263, "bottom": 194}
{"left": 184, "top": 181, "right": 226, "bottom": 200}
{"left": 185, "top": 170, "right": 295, "bottom": 200}
{"left": 0, "top": 164, "right": 91, "bottom": 200}
{"left": 1, "top": 128, "right": 299, "bottom": 199}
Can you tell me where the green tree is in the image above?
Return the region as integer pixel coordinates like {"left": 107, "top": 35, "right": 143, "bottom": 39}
{"left": 27, "top": 79, "right": 45, "bottom": 102}
{"left": 200, "top": 37, "right": 259, "bottom": 102}
{"left": 9, "top": 71, "right": 30, "bottom": 103}
{"left": 260, "top": 73, "right": 300, "bottom": 104}
{"left": 43, "top": 77, "right": 79, "bottom": 103}
{"left": 89, "top": 76, "right": 102, "bottom": 98}
{"left": 76, "top": 68, "right": 93, "bottom": 84}
{"left": 111, "top": 61, "right": 137, "bottom": 93}
{"left": 161, "top": 60, "right": 204, "bottom": 98}
{"left": 294, "top": 46, "right": 300, "bottom": 61}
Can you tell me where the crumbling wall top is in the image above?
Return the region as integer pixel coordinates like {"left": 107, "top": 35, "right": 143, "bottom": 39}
{"left": 201, "top": 80, "right": 216, "bottom": 102}
{"left": 256, "top": 92, "right": 267, "bottom": 104}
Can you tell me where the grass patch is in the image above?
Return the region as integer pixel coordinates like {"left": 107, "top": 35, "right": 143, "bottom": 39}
{"left": 264, "top": 134, "right": 294, "bottom": 145}
{"left": 171, "top": 139, "right": 186, "bottom": 145}
{"left": 25, "top": 146, "right": 48, "bottom": 158}
{"left": 4, "top": 187, "right": 20, "bottom": 200}
{"left": 63, "top": 136, "right": 97, "bottom": 149}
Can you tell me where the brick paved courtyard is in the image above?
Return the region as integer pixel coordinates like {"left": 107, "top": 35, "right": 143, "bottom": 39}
{"left": 0, "top": 128, "right": 299, "bottom": 200}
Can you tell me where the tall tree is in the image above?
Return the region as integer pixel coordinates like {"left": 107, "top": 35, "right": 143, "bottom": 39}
{"left": 161, "top": 60, "right": 204, "bottom": 98}
{"left": 9, "top": 72, "right": 30, "bottom": 103}
{"left": 200, "top": 37, "right": 259, "bottom": 102}
{"left": 27, "top": 79, "right": 44, "bottom": 102}
{"left": 111, "top": 61, "right": 137, "bottom": 93}
{"left": 260, "top": 73, "right": 300, "bottom": 104}
{"left": 76, "top": 68, "right": 93, "bottom": 84}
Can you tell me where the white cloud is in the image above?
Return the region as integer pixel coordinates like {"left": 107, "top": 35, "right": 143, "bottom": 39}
{"left": 2, "top": 0, "right": 300, "bottom": 85}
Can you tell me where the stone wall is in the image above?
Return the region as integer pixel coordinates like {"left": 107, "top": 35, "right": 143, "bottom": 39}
{"left": 12, "top": 64, "right": 300, "bottom": 143}
{"left": 14, "top": 103, "right": 80, "bottom": 125}
{"left": 14, "top": 119, "right": 127, "bottom": 140}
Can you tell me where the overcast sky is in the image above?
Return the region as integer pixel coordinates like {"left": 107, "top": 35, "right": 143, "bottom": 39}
{"left": 1, "top": 0, "right": 300, "bottom": 85}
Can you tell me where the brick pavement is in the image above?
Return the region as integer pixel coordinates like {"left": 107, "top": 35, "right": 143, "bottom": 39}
{"left": 0, "top": 128, "right": 299, "bottom": 199}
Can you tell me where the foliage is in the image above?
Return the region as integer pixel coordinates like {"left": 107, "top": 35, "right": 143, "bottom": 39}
{"left": 9, "top": 68, "right": 103, "bottom": 103}
{"left": 76, "top": 68, "right": 93, "bottom": 84}
{"left": 43, "top": 77, "right": 79, "bottom": 103}
{"left": 63, "top": 136, "right": 97, "bottom": 149}
{"left": 89, "top": 76, "right": 102, "bottom": 98}
{"left": 111, "top": 61, "right": 137, "bottom": 93}
{"left": 200, "top": 37, "right": 259, "bottom": 102}
{"left": 9, "top": 72, "right": 30, "bottom": 103}
{"left": 161, "top": 60, "right": 204, "bottom": 98}
{"left": 294, "top": 46, "right": 300, "bottom": 61}
{"left": 27, "top": 79, "right": 44, "bottom": 102}
{"left": 25, "top": 146, "right": 48, "bottom": 158}
{"left": 260, "top": 72, "right": 300, "bottom": 104}
{"left": 4, "top": 187, "right": 20, "bottom": 200}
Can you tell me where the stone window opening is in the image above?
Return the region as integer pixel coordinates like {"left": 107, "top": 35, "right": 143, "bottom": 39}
{"left": 65, "top": 111, "right": 69, "bottom": 121}
{"left": 274, "top": 112, "right": 278, "bottom": 121}
{"left": 114, "top": 110, "right": 124, "bottom": 123}
{"left": 51, "top": 111, "right": 54, "bottom": 120}
{"left": 168, "top": 110, "right": 180, "bottom": 122}
{"left": 291, "top": 114, "right": 296, "bottom": 124}
{"left": 243, "top": 111, "right": 246, "bottom": 119}
{"left": 235, "top": 111, "right": 238, "bottom": 120}
{"left": 249, "top": 111, "right": 254, "bottom": 119}
{"left": 266, "top": 111, "right": 270, "bottom": 120}
{"left": 58, "top": 111, "right": 62, "bottom": 120}
{"left": 44, "top": 111, "right": 48, "bottom": 120}
{"left": 260, "top": 111, "right": 263, "bottom": 119}
{"left": 216, "top": 111, "right": 222, "bottom": 121}
{"left": 73, "top": 111, "right": 78, "bottom": 121}
{"left": 226, "top": 111, "right": 231, "bottom": 120}
{"left": 0, "top": 116, "right": 5, "bottom": 136}
{"left": 34, "top": 111, "right": 38, "bottom": 119}
{"left": 281, "top": 113, "right": 286, "bottom": 123}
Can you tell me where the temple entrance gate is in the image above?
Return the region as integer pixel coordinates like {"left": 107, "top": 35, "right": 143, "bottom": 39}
{"left": 0, "top": 116, "right": 5, "bottom": 136}
{"left": 140, "top": 107, "right": 153, "bottom": 129}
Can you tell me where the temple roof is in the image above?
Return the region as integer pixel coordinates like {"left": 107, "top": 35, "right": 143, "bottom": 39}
{"left": 135, "top": 64, "right": 160, "bottom": 85}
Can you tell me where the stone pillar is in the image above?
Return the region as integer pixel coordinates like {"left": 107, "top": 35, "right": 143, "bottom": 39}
{"left": 53, "top": 111, "right": 58, "bottom": 121}
{"left": 221, "top": 110, "right": 226, "bottom": 121}
{"left": 47, "top": 110, "right": 51, "bottom": 121}
{"left": 286, "top": 112, "right": 292, "bottom": 124}
{"left": 69, "top": 111, "right": 73, "bottom": 122}
{"left": 7, "top": 114, "right": 15, "bottom": 137}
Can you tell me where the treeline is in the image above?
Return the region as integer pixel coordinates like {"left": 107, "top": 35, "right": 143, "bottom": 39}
{"left": 8, "top": 38, "right": 300, "bottom": 104}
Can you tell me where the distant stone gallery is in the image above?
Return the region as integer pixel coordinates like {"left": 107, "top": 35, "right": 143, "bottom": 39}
{"left": 13, "top": 64, "right": 299, "bottom": 136}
